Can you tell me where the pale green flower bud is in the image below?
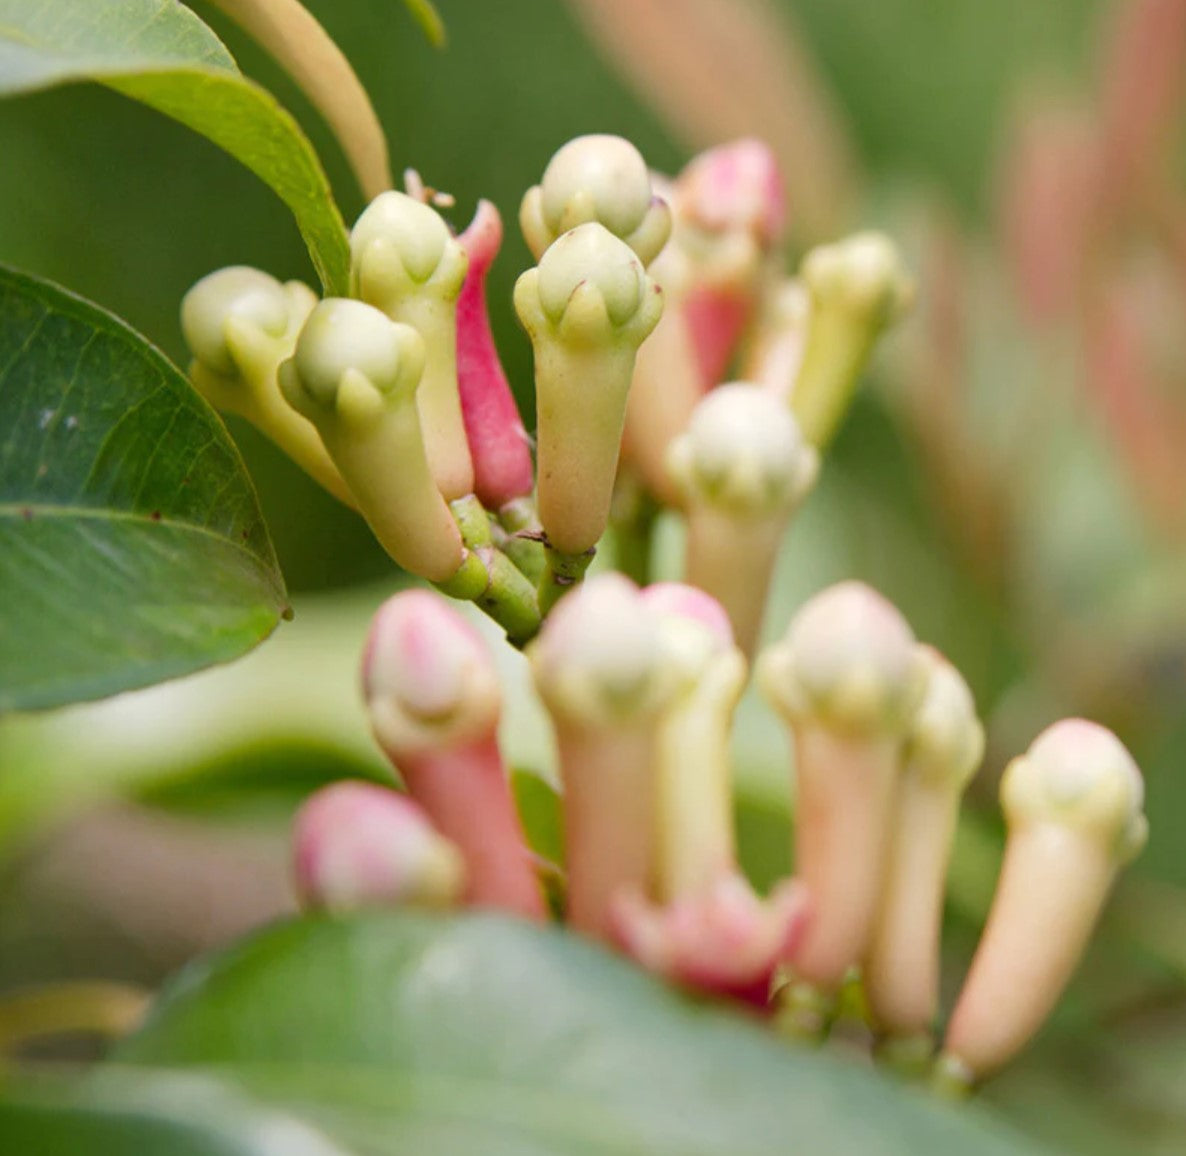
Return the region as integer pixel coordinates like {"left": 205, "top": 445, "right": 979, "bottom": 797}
{"left": 351, "top": 190, "right": 474, "bottom": 500}
{"left": 761, "top": 583, "right": 927, "bottom": 1005}
{"left": 907, "top": 645, "right": 986, "bottom": 790}
{"left": 1002, "top": 718, "right": 1147, "bottom": 860}
{"left": 527, "top": 574, "right": 678, "bottom": 940}
{"left": 866, "top": 646, "right": 985, "bottom": 1044}
{"left": 759, "top": 580, "right": 928, "bottom": 736}
{"left": 181, "top": 266, "right": 291, "bottom": 377}
{"left": 515, "top": 223, "right": 663, "bottom": 555}
{"left": 180, "top": 266, "right": 352, "bottom": 504}
{"left": 529, "top": 573, "right": 675, "bottom": 727}
{"left": 801, "top": 232, "right": 915, "bottom": 326}
{"left": 280, "top": 299, "right": 465, "bottom": 583}
{"left": 942, "top": 719, "right": 1148, "bottom": 1086}
{"left": 667, "top": 383, "right": 819, "bottom": 659}
{"left": 791, "top": 231, "right": 916, "bottom": 447}
{"left": 521, "top": 134, "right": 672, "bottom": 265}
{"left": 530, "top": 223, "right": 658, "bottom": 341}
{"left": 351, "top": 190, "right": 465, "bottom": 298}
{"left": 668, "top": 382, "right": 818, "bottom": 516}
{"left": 288, "top": 298, "right": 424, "bottom": 410}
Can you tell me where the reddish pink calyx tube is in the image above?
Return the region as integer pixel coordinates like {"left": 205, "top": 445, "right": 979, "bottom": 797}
{"left": 397, "top": 734, "right": 547, "bottom": 919}
{"left": 681, "top": 285, "right": 755, "bottom": 388}
{"left": 456, "top": 200, "right": 535, "bottom": 510}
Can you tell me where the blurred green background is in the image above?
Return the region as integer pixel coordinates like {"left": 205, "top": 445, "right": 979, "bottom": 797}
{"left": 3, "top": 1, "right": 1186, "bottom": 1151}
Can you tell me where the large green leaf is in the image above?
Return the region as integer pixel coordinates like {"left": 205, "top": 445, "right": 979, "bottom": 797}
{"left": 0, "top": 0, "right": 350, "bottom": 294}
{"left": 0, "top": 265, "right": 287, "bottom": 712}
{"left": 113, "top": 912, "right": 1054, "bottom": 1155}
{"left": 0, "top": 1069, "right": 354, "bottom": 1156}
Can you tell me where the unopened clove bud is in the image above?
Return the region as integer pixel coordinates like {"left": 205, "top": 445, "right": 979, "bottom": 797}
{"left": 351, "top": 191, "right": 474, "bottom": 500}
{"left": 759, "top": 582, "right": 928, "bottom": 1028}
{"left": 520, "top": 134, "right": 672, "bottom": 265}
{"left": 610, "top": 583, "right": 810, "bottom": 999}
{"left": 528, "top": 575, "right": 679, "bottom": 939}
{"left": 791, "top": 232, "right": 915, "bottom": 447}
{"left": 515, "top": 223, "right": 663, "bottom": 556}
{"left": 623, "top": 140, "right": 787, "bottom": 503}
{"left": 181, "top": 266, "right": 352, "bottom": 504}
{"left": 667, "top": 383, "right": 818, "bottom": 659}
{"left": 293, "top": 781, "right": 465, "bottom": 912}
{"left": 864, "top": 646, "right": 984, "bottom": 1053}
{"left": 363, "top": 591, "right": 546, "bottom": 918}
{"left": 939, "top": 719, "right": 1146, "bottom": 1088}
{"left": 279, "top": 298, "right": 466, "bottom": 582}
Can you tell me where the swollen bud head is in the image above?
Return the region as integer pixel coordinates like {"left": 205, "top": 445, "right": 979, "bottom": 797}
{"left": 286, "top": 298, "right": 425, "bottom": 407}
{"left": 522, "top": 134, "right": 671, "bottom": 264}
{"left": 667, "top": 382, "right": 819, "bottom": 515}
{"left": 351, "top": 190, "right": 466, "bottom": 301}
{"left": 528, "top": 574, "right": 676, "bottom": 726}
{"left": 293, "top": 781, "right": 465, "bottom": 912}
{"left": 532, "top": 223, "right": 658, "bottom": 336}
{"left": 907, "top": 645, "right": 985, "bottom": 789}
{"left": 1002, "top": 719, "right": 1147, "bottom": 862}
{"left": 181, "top": 266, "right": 292, "bottom": 376}
{"left": 674, "top": 138, "right": 786, "bottom": 247}
{"left": 802, "top": 231, "right": 915, "bottom": 325}
{"left": 758, "top": 581, "right": 927, "bottom": 735}
{"left": 363, "top": 590, "right": 501, "bottom": 755}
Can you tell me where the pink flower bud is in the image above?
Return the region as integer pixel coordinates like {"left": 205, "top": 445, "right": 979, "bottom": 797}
{"left": 455, "top": 200, "right": 535, "bottom": 510}
{"left": 363, "top": 591, "right": 546, "bottom": 919}
{"left": 674, "top": 139, "right": 787, "bottom": 249}
{"left": 293, "top": 781, "right": 465, "bottom": 912}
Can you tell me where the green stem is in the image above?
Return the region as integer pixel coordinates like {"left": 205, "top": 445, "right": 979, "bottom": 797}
{"left": 873, "top": 1031, "right": 936, "bottom": 1080}
{"left": 439, "top": 496, "right": 542, "bottom": 646}
{"left": 538, "top": 542, "right": 595, "bottom": 616}
{"left": 475, "top": 546, "right": 542, "bottom": 647}
{"left": 607, "top": 473, "right": 658, "bottom": 586}
{"left": 497, "top": 497, "right": 547, "bottom": 584}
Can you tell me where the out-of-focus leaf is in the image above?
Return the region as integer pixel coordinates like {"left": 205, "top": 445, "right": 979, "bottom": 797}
{"left": 0, "top": 1069, "right": 354, "bottom": 1156}
{"left": 0, "top": 0, "right": 350, "bottom": 293}
{"left": 115, "top": 912, "right": 1054, "bottom": 1155}
{"left": 0, "top": 265, "right": 286, "bottom": 712}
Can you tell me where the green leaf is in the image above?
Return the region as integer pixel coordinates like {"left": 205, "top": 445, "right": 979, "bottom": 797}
{"left": 0, "top": 0, "right": 351, "bottom": 295}
{"left": 0, "top": 264, "right": 287, "bottom": 712}
{"left": 0, "top": 1069, "right": 354, "bottom": 1156}
{"left": 114, "top": 913, "right": 1053, "bottom": 1155}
